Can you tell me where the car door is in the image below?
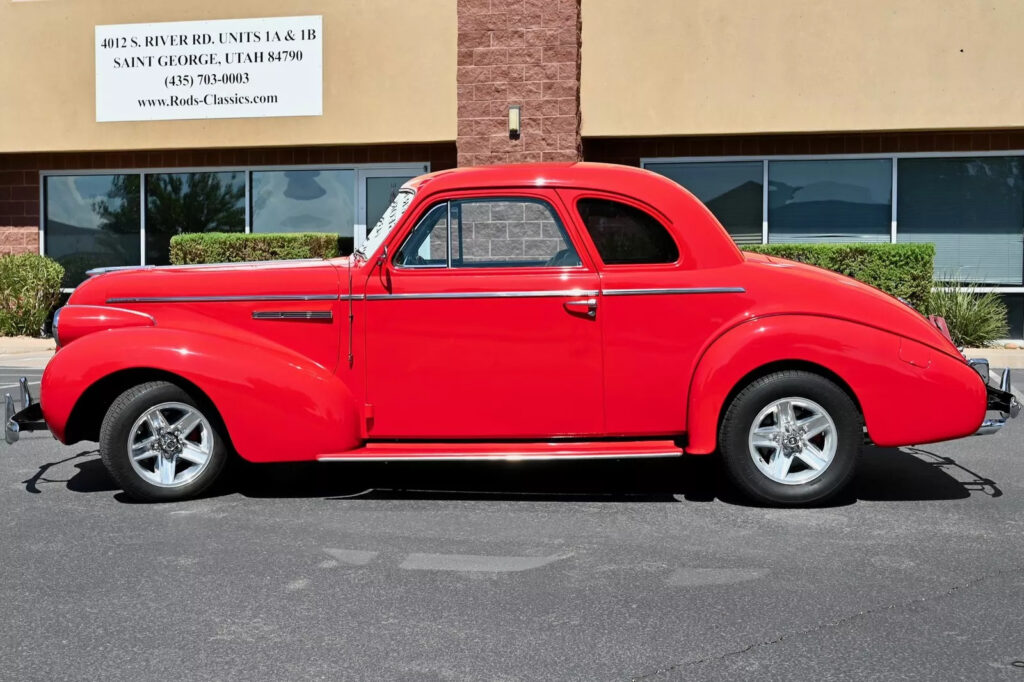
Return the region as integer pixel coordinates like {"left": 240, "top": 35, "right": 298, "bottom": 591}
{"left": 363, "top": 190, "right": 605, "bottom": 439}
{"left": 558, "top": 189, "right": 751, "bottom": 437}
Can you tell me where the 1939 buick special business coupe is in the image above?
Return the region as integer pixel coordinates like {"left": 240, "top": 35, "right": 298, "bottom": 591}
{"left": 5, "top": 163, "right": 1019, "bottom": 504}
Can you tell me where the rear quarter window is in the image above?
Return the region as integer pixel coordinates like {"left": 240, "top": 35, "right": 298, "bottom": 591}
{"left": 576, "top": 198, "right": 679, "bottom": 265}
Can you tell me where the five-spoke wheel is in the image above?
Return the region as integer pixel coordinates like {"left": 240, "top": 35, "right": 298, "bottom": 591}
{"left": 720, "top": 370, "right": 861, "bottom": 505}
{"left": 100, "top": 382, "right": 228, "bottom": 501}
{"left": 128, "top": 402, "right": 215, "bottom": 488}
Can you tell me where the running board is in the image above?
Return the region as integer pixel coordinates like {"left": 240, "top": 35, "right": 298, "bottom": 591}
{"left": 317, "top": 440, "right": 684, "bottom": 462}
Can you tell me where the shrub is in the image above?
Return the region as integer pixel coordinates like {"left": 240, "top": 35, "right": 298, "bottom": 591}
{"left": 744, "top": 243, "right": 935, "bottom": 309}
{"left": 0, "top": 253, "right": 64, "bottom": 337}
{"left": 924, "top": 280, "right": 1009, "bottom": 348}
{"left": 169, "top": 232, "right": 351, "bottom": 265}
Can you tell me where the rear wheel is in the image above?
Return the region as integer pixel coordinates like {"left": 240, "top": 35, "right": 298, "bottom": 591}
{"left": 99, "top": 381, "right": 228, "bottom": 502}
{"left": 719, "top": 370, "right": 861, "bottom": 505}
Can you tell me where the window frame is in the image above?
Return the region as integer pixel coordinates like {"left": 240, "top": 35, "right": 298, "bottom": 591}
{"left": 389, "top": 191, "right": 589, "bottom": 272}
{"left": 39, "top": 161, "right": 428, "bottom": 291}
{"left": 391, "top": 200, "right": 452, "bottom": 270}
{"left": 640, "top": 150, "right": 1024, "bottom": 295}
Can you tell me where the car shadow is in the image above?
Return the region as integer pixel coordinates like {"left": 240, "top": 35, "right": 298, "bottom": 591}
{"left": 42, "top": 443, "right": 1001, "bottom": 507}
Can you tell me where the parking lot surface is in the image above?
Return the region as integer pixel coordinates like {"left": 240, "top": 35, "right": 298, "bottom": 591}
{"left": 1, "top": 375, "right": 1022, "bottom": 681}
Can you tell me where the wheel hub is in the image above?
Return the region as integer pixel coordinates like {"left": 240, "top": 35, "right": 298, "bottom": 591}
{"left": 748, "top": 396, "right": 838, "bottom": 485}
{"left": 158, "top": 431, "right": 182, "bottom": 457}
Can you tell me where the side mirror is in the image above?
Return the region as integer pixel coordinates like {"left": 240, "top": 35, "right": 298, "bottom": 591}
{"left": 377, "top": 245, "right": 389, "bottom": 266}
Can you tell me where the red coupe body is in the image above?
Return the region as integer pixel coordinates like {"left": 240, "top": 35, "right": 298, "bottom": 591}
{"left": 30, "top": 163, "right": 999, "bottom": 466}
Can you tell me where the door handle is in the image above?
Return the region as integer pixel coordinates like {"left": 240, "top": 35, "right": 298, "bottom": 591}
{"left": 563, "top": 298, "right": 597, "bottom": 318}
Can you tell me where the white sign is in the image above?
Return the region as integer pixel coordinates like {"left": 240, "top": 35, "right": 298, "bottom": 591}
{"left": 95, "top": 16, "right": 323, "bottom": 122}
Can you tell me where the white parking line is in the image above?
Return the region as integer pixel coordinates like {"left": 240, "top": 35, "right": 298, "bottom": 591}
{"left": 0, "top": 381, "right": 40, "bottom": 391}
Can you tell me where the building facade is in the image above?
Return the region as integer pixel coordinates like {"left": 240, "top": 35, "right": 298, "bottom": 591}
{"left": 2, "top": 0, "right": 1022, "bottom": 336}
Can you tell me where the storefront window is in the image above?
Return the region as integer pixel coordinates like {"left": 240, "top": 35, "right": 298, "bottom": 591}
{"left": 897, "top": 157, "right": 1024, "bottom": 285}
{"left": 145, "top": 172, "right": 245, "bottom": 266}
{"left": 767, "top": 159, "right": 892, "bottom": 243}
{"left": 44, "top": 174, "right": 141, "bottom": 287}
{"left": 251, "top": 170, "right": 356, "bottom": 235}
{"left": 1000, "top": 294, "right": 1024, "bottom": 339}
{"left": 645, "top": 161, "right": 763, "bottom": 245}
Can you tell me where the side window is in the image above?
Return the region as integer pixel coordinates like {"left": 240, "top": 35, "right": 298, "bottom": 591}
{"left": 394, "top": 203, "right": 450, "bottom": 267}
{"left": 576, "top": 198, "right": 680, "bottom": 265}
{"left": 452, "top": 198, "right": 580, "bottom": 268}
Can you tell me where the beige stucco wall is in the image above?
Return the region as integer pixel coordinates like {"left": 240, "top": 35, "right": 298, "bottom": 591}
{"left": 581, "top": 0, "right": 1024, "bottom": 137}
{"left": 0, "top": 0, "right": 456, "bottom": 153}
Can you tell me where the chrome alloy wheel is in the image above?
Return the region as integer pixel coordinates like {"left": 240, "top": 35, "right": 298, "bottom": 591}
{"left": 748, "top": 397, "right": 838, "bottom": 485}
{"left": 127, "top": 402, "right": 214, "bottom": 488}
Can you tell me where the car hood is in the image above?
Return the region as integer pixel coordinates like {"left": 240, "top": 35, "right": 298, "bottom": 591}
{"left": 741, "top": 254, "right": 960, "bottom": 359}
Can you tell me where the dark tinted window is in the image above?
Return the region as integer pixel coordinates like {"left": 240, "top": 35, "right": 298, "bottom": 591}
{"left": 576, "top": 199, "right": 679, "bottom": 264}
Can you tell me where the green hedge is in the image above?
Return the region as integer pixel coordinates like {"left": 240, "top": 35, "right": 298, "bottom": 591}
{"left": 169, "top": 232, "right": 351, "bottom": 265}
{"left": 0, "top": 253, "right": 64, "bottom": 337}
{"left": 744, "top": 243, "right": 935, "bottom": 310}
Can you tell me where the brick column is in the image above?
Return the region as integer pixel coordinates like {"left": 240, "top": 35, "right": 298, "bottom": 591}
{"left": 457, "top": 0, "right": 582, "bottom": 167}
{"left": 0, "top": 167, "right": 40, "bottom": 256}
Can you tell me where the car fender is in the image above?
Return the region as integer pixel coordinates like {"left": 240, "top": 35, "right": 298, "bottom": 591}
{"left": 41, "top": 326, "right": 362, "bottom": 462}
{"left": 685, "top": 315, "right": 986, "bottom": 454}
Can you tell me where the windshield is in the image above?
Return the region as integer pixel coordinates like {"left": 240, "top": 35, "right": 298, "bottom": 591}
{"left": 356, "top": 188, "right": 415, "bottom": 260}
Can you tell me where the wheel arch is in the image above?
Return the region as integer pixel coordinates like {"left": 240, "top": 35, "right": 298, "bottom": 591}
{"left": 42, "top": 326, "right": 364, "bottom": 462}
{"left": 64, "top": 367, "right": 234, "bottom": 451}
{"left": 715, "top": 359, "right": 864, "bottom": 441}
{"left": 684, "top": 315, "right": 887, "bottom": 455}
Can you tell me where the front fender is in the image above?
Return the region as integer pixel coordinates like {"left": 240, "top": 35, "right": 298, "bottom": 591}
{"left": 41, "top": 327, "right": 362, "bottom": 462}
{"left": 685, "top": 315, "right": 986, "bottom": 454}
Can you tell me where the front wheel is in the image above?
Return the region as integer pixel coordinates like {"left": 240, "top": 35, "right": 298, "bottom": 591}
{"left": 718, "top": 370, "right": 862, "bottom": 506}
{"left": 99, "top": 381, "right": 228, "bottom": 502}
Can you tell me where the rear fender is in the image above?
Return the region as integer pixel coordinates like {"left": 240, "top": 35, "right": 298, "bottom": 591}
{"left": 41, "top": 327, "right": 361, "bottom": 462}
{"left": 685, "top": 315, "right": 985, "bottom": 454}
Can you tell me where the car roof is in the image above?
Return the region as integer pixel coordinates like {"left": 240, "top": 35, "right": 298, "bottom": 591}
{"left": 405, "top": 162, "right": 679, "bottom": 196}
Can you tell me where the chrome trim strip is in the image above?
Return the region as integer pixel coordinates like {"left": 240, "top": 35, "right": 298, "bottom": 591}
{"left": 365, "top": 289, "right": 600, "bottom": 301}
{"left": 252, "top": 310, "right": 333, "bottom": 320}
{"left": 318, "top": 451, "right": 683, "bottom": 463}
{"left": 603, "top": 287, "right": 745, "bottom": 296}
{"left": 106, "top": 294, "right": 338, "bottom": 304}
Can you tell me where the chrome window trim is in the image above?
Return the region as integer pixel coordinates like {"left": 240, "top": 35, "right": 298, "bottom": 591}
{"left": 602, "top": 287, "right": 745, "bottom": 296}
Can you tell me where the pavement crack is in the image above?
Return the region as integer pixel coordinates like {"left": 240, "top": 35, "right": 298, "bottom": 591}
{"left": 629, "top": 565, "right": 1023, "bottom": 681}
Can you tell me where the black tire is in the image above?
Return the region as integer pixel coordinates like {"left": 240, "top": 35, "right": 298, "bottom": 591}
{"left": 99, "top": 381, "right": 228, "bottom": 502}
{"left": 718, "top": 370, "right": 861, "bottom": 506}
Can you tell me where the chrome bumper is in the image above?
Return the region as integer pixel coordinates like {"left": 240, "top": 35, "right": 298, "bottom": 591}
{"left": 4, "top": 377, "right": 47, "bottom": 445}
{"left": 968, "top": 360, "right": 1020, "bottom": 436}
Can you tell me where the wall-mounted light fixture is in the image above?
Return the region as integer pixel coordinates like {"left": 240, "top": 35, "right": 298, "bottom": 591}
{"left": 508, "top": 105, "right": 521, "bottom": 140}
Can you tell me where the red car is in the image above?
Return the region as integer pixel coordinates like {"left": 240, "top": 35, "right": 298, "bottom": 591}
{"left": 5, "top": 163, "right": 1019, "bottom": 504}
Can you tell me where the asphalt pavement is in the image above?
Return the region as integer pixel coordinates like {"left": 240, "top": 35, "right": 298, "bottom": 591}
{"left": 1, "top": 374, "right": 1022, "bottom": 681}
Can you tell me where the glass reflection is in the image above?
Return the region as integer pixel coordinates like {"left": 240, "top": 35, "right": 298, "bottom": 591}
{"left": 647, "top": 162, "right": 763, "bottom": 245}
{"left": 145, "top": 172, "right": 245, "bottom": 266}
{"left": 768, "top": 159, "right": 892, "bottom": 243}
{"left": 252, "top": 170, "right": 355, "bottom": 235}
{"left": 44, "top": 174, "right": 141, "bottom": 287}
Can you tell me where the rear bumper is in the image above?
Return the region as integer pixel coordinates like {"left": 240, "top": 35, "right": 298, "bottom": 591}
{"left": 968, "top": 360, "right": 1020, "bottom": 436}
